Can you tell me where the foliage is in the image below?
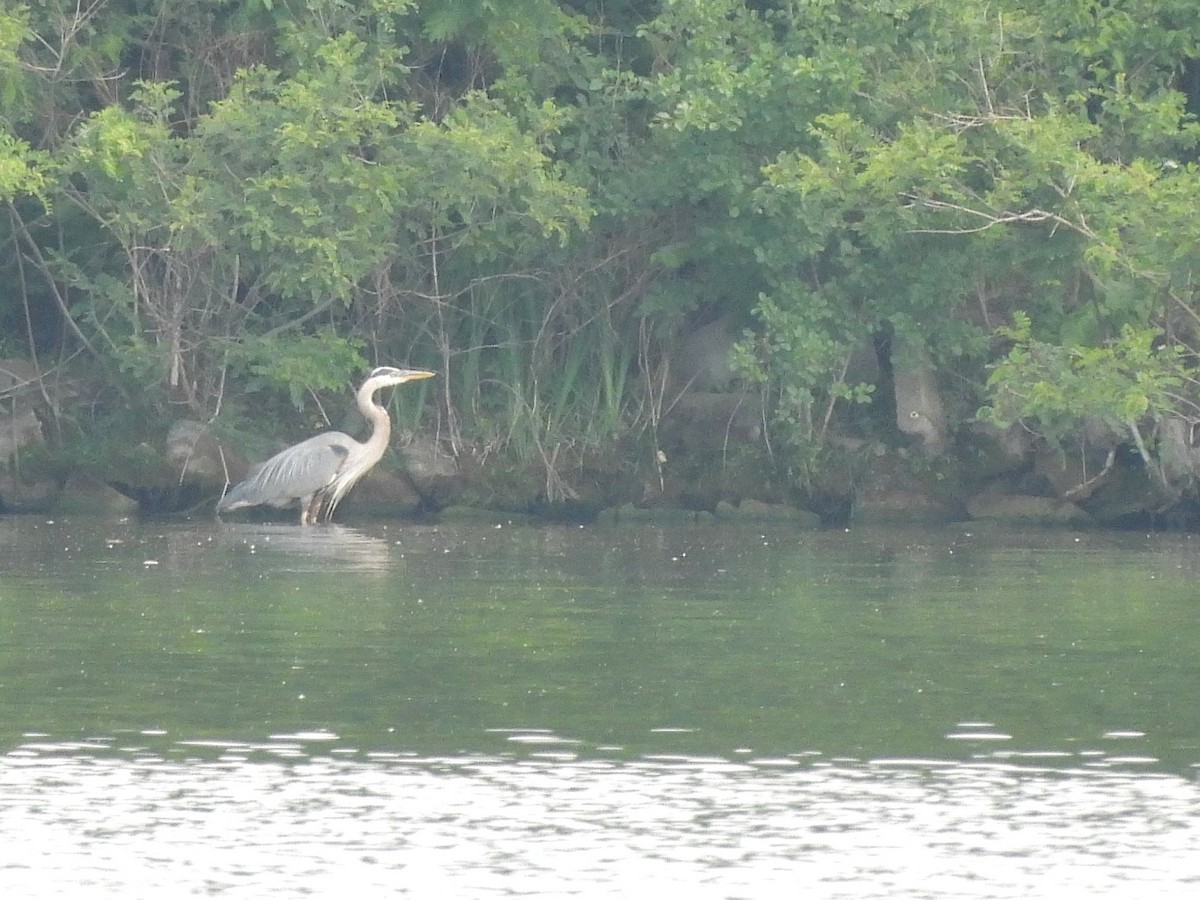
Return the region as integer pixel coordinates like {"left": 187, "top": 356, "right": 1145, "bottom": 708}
{"left": 628, "top": 0, "right": 1200, "bottom": 471}
{"left": 2, "top": 0, "right": 1200, "bottom": 501}
{"left": 230, "top": 329, "right": 368, "bottom": 414}
{"left": 982, "top": 313, "right": 1192, "bottom": 441}
{"left": 0, "top": 129, "right": 44, "bottom": 201}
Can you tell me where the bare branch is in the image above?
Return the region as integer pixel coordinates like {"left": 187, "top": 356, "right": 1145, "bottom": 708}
{"left": 903, "top": 195, "right": 1083, "bottom": 236}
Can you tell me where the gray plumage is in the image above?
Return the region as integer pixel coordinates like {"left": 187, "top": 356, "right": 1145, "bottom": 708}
{"left": 217, "top": 366, "right": 435, "bottom": 524}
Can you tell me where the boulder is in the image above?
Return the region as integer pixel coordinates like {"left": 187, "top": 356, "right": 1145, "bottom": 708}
{"left": 893, "top": 362, "right": 950, "bottom": 455}
{"left": 673, "top": 315, "right": 739, "bottom": 392}
{"left": 670, "top": 391, "right": 762, "bottom": 442}
{"left": 890, "top": 337, "right": 950, "bottom": 455}
{"left": 0, "top": 405, "right": 43, "bottom": 461}
{"left": 167, "top": 420, "right": 249, "bottom": 488}
{"left": 0, "top": 472, "right": 59, "bottom": 512}
{"left": 0, "top": 361, "right": 56, "bottom": 512}
{"left": 340, "top": 467, "right": 423, "bottom": 516}
{"left": 964, "top": 420, "right": 1033, "bottom": 479}
{"left": 397, "top": 433, "right": 459, "bottom": 503}
{"left": 54, "top": 473, "right": 139, "bottom": 516}
{"left": 0, "top": 358, "right": 42, "bottom": 396}
{"left": 1159, "top": 416, "right": 1200, "bottom": 486}
{"left": 0, "top": 358, "right": 46, "bottom": 462}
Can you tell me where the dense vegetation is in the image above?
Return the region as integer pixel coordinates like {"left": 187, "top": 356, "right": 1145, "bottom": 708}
{"left": 3, "top": 0, "right": 1200, "bottom": 517}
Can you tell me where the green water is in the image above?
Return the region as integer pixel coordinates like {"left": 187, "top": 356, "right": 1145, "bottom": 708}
{"left": 3, "top": 518, "right": 1198, "bottom": 768}
{"left": 3, "top": 517, "right": 1200, "bottom": 896}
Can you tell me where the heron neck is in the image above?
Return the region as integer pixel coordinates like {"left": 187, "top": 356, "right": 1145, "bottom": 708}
{"left": 357, "top": 381, "right": 392, "bottom": 457}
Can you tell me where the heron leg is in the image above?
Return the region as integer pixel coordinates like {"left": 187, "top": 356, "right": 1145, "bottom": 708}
{"left": 300, "top": 494, "right": 321, "bottom": 526}
{"left": 313, "top": 494, "right": 333, "bottom": 524}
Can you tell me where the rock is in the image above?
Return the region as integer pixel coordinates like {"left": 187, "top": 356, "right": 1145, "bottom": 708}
{"left": 892, "top": 340, "right": 949, "bottom": 455}
{"left": 1032, "top": 443, "right": 1114, "bottom": 501}
{"left": 0, "top": 472, "right": 59, "bottom": 512}
{"left": 0, "top": 359, "right": 47, "bottom": 464}
{"left": 596, "top": 503, "right": 712, "bottom": 524}
{"left": 0, "top": 405, "right": 44, "bottom": 460}
{"left": 851, "top": 453, "right": 961, "bottom": 524}
{"left": 844, "top": 338, "right": 882, "bottom": 387}
{"left": 397, "top": 433, "right": 459, "bottom": 502}
{"left": 852, "top": 489, "right": 960, "bottom": 524}
{"left": 965, "top": 420, "right": 1033, "bottom": 478}
{"left": 53, "top": 473, "right": 138, "bottom": 516}
{"left": 1159, "top": 416, "right": 1200, "bottom": 485}
{"left": 166, "top": 420, "right": 248, "bottom": 488}
{"left": 339, "top": 468, "right": 423, "bottom": 517}
{"left": 894, "top": 367, "right": 949, "bottom": 455}
{"left": 0, "top": 358, "right": 41, "bottom": 395}
{"left": 674, "top": 315, "right": 739, "bottom": 391}
{"left": 714, "top": 499, "right": 821, "bottom": 526}
{"left": 663, "top": 315, "right": 762, "bottom": 447}
{"left": 1075, "top": 468, "right": 1162, "bottom": 525}
{"left": 670, "top": 391, "right": 762, "bottom": 441}
{"left": 0, "top": 357, "right": 85, "bottom": 423}
{"left": 0, "top": 364, "right": 55, "bottom": 512}
{"left": 966, "top": 490, "right": 1090, "bottom": 525}
{"left": 438, "top": 505, "right": 534, "bottom": 524}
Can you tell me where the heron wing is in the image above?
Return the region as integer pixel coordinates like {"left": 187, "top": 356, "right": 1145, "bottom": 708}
{"left": 220, "top": 432, "right": 355, "bottom": 509}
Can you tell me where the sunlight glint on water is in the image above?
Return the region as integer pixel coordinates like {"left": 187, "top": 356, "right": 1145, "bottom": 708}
{"left": 3, "top": 745, "right": 1200, "bottom": 898}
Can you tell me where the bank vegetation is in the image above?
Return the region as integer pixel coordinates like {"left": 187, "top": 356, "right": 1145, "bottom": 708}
{"left": 3, "top": 0, "right": 1200, "bottom": 526}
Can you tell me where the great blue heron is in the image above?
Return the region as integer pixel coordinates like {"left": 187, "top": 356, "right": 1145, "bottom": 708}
{"left": 217, "top": 366, "right": 436, "bottom": 524}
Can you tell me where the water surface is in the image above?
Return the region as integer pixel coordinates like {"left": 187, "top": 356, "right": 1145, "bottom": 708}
{"left": 2, "top": 518, "right": 1199, "bottom": 895}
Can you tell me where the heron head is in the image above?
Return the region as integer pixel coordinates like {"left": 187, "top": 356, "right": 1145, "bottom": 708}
{"left": 366, "top": 366, "right": 437, "bottom": 387}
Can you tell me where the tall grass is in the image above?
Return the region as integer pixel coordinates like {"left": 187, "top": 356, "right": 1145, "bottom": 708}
{"left": 400, "top": 272, "right": 649, "bottom": 499}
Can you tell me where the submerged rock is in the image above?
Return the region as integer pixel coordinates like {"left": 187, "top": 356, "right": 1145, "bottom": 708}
{"left": 596, "top": 503, "right": 713, "bottom": 524}
{"left": 438, "top": 505, "right": 535, "bottom": 524}
{"left": 714, "top": 499, "right": 821, "bottom": 526}
{"left": 965, "top": 490, "right": 1090, "bottom": 526}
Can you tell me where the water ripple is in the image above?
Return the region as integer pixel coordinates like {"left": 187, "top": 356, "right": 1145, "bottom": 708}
{"left": 2, "top": 747, "right": 1199, "bottom": 897}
